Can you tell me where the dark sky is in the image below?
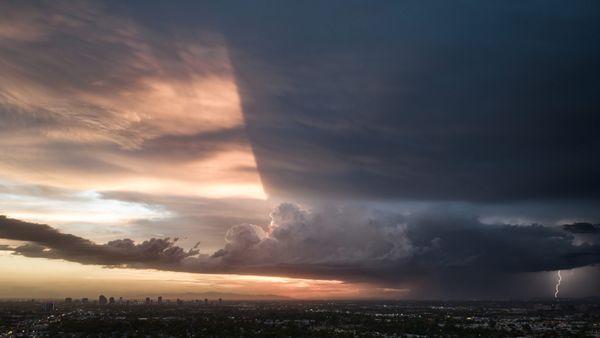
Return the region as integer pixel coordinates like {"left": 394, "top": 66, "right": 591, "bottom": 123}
{"left": 231, "top": 1, "right": 600, "bottom": 202}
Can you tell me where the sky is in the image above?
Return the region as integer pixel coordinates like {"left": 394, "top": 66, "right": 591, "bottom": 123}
{"left": 0, "top": 0, "right": 599, "bottom": 300}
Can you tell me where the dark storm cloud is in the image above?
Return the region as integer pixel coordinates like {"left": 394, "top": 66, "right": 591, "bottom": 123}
{"left": 2, "top": 204, "right": 600, "bottom": 297}
{"left": 563, "top": 222, "right": 600, "bottom": 234}
{"left": 562, "top": 222, "right": 600, "bottom": 247}
{"left": 200, "top": 204, "right": 600, "bottom": 281}
{"left": 205, "top": 0, "right": 600, "bottom": 202}
{"left": 0, "top": 216, "right": 199, "bottom": 266}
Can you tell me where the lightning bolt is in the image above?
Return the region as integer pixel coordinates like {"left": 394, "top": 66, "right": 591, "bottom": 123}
{"left": 554, "top": 270, "right": 562, "bottom": 299}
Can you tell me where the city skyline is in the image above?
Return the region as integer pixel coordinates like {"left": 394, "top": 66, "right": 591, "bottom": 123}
{"left": 2, "top": 298, "right": 599, "bottom": 336}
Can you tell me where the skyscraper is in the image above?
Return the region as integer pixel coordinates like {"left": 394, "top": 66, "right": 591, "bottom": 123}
{"left": 43, "top": 302, "right": 55, "bottom": 312}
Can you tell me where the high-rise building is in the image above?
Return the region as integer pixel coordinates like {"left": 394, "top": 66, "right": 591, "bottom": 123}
{"left": 43, "top": 302, "right": 55, "bottom": 312}
{"left": 99, "top": 294, "right": 108, "bottom": 305}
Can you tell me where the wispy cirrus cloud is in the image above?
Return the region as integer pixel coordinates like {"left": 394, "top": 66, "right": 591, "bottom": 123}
{"left": 0, "top": 1, "right": 264, "bottom": 199}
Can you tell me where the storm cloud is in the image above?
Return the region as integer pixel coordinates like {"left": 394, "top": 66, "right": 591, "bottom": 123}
{"left": 217, "top": 0, "right": 600, "bottom": 202}
{"left": 0, "top": 215, "right": 199, "bottom": 266}
{"left": 563, "top": 222, "right": 600, "bottom": 234}
{"left": 2, "top": 204, "right": 599, "bottom": 296}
